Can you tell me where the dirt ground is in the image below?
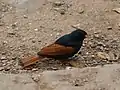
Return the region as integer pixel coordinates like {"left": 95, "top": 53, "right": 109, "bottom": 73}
{"left": 0, "top": 0, "right": 120, "bottom": 73}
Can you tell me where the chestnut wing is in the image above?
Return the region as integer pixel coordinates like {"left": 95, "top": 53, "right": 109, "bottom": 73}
{"left": 37, "top": 44, "right": 75, "bottom": 56}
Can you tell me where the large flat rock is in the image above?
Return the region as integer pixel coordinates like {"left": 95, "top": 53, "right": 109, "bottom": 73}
{"left": 1, "top": 64, "right": 120, "bottom": 90}
{"left": 38, "top": 64, "right": 120, "bottom": 90}
{"left": 0, "top": 74, "right": 37, "bottom": 90}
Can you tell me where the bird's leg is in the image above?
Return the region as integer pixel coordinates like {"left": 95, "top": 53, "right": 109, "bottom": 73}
{"left": 71, "top": 50, "right": 81, "bottom": 59}
{"left": 68, "top": 51, "right": 82, "bottom": 67}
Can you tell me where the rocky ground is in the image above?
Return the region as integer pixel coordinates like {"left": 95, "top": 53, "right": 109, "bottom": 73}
{"left": 1, "top": 64, "right": 120, "bottom": 90}
{"left": 0, "top": 0, "right": 120, "bottom": 74}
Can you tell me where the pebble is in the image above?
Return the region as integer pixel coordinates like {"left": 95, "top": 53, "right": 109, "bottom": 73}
{"left": 31, "top": 74, "right": 40, "bottom": 82}
{"left": 34, "top": 28, "right": 38, "bottom": 31}
{"left": 56, "top": 33, "right": 60, "bottom": 36}
{"left": 1, "top": 56, "right": 6, "bottom": 60}
{"left": 3, "top": 63, "right": 7, "bottom": 66}
{"left": 32, "top": 68, "right": 38, "bottom": 71}
{"left": 97, "top": 42, "right": 106, "bottom": 47}
{"left": 91, "top": 55, "right": 95, "bottom": 58}
{"left": 107, "top": 26, "right": 112, "bottom": 30}
{"left": 23, "top": 15, "right": 28, "bottom": 18}
{"left": 6, "top": 26, "right": 10, "bottom": 29}
{"left": 1, "top": 52, "right": 6, "bottom": 55}
{"left": 113, "top": 8, "right": 120, "bottom": 14}
{"left": 99, "top": 46, "right": 104, "bottom": 51}
{"left": 54, "top": 8, "right": 66, "bottom": 15}
{"left": 108, "top": 52, "right": 119, "bottom": 61}
{"left": 51, "top": 67, "right": 58, "bottom": 70}
{"left": 66, "top": 66, "right": 72, "bottom": 70}
{"left": 94, "top": 34, "right": 99, "bottom": 38}
{"left": 71, "top": 24, "right": 80, "bottom": 28}
{"left": 8, "top": 31, "right": 16, "bottom": 35}
{"left": 53, "top": 1, "right": 64, "bottom": 7}
{"left": 4, "top": 66, "right": 11, "bottom": 71}
{"left": 11, "top": 22, "right": 17, "bottom": 29}
{"left": 0, "top": 67, "right": 4, "bottom": 71}
{"left": 86, "top": 52, "right": 89, "bottom": 55}
{"left": 32, "top": 40, "right": 36, "bottom": 43}
{"left": 97, "top": 52, "right": 110, "bottom": 60}
{"left": 3, "top": 41, "right": 8, "bottom": 44}
{"left": 59, "top": 9, "right": 66, "bottom": 15}
{"left": 50, "top": 34, "right": 53, "bottom": 36}
{"left": 78, "top": 8, "right": 84, "bottom": 14}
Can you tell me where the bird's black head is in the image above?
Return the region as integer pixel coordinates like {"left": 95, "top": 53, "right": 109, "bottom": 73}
{"left": 69, "top": 29, "right": 87, "bottom": 41}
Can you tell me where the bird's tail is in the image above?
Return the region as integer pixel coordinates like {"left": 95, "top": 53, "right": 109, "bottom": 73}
{"left": 20, "top": 55, "right": 43, "bottom": 68}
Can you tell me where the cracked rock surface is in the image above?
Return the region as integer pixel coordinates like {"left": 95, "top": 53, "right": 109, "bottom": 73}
{"left": 0, "top": 64, "right": 120, "bottom": 90}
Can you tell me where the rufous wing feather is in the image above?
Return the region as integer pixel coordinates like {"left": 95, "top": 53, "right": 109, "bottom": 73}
{"left": 20, "top": 56, "right": 43, "bottom": 68}
{"left": 37, "top": 44, "right": 75, "bottom": 56}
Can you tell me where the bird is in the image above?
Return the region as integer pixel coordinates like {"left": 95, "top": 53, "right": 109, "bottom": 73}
{"left": 20, "top": 28, "right": 87, "bottom": 68}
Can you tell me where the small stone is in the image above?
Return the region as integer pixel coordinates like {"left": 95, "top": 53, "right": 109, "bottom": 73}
{"left": 107, "top": 26, "right": 112, "bottom": 30}
{"left": 4, "top": 66, "right": 11, "bottom": 71}
{"left": 23, "top": 15, "right": 28, "bottom": 18}
{"left": 91, "top": 55, "right": 95, "bottom": 58}
{"left": 8, "top": 32, "right": 16, "bottom": 35}
{"left": 66, "top": 66, "right": 72, "bottom": 70}
{"left": 78, "top": 8, "right": 84, "bottom": 14}
{"left": 3, "top": 63, "right": 6, "bottom": 66}
{"left": 59, "top": 9, "right": 66, "bottom": 15}
{"left": 50, "top": 34, "right": 53, "bottom": 36}
{"left": 56, "top": 33, "right": 60, "bottom": 36}
{"left": 32, "top": 40, "right": 36, "bottom": 43}
{"left": 34, "top": 28, "right": 38, "bottom": 31}
{"left": 94, "top": 32, "right": 99, "bottom": 34}
{"left": 6, "top": 26, "right": 10, "bottom": 29}
{"left": 1, "top": 56, "right": 6, "bottom": 60}
{"left": 0, "top": 67, "right": 4, "bottom": 71}
{"left": 12, "top": 57, "right": 17, "bottom": 60}
{"left": 3, "top": 41, "right": 8, "bottom": 44}
{"left": 71, "top": 24, "right": 80, "bottom": 29}
{"left": 32, "top": 68, "right": 38, "bottom": 71}
{"left": 99, "top": 46, "right": 104, "bottom": 50}
{"left": 53, "top": 1, "right": 64, "bottom": 7}
{"left": 108, "top": 52, "right": 119, "bottom": 61}
{"left": 11, "top": 23, "right": 17, "bottom": 29}
{"left": 51, "top": 67, "right": 58, "bottom": 70}
{"left": 54, "top": 8, "right": 66, "bottom": 15}
{"left": 97, "top": 52, "right": 110, "bottom": 60}
{"left": 31, "top": 74, "right": 40, "bottom": 82}
{"left": 97, "top": 42, "right": 106, "bottom": 47}
{"left": 113, "top": 8, "right": 120, "bottom": 14}
{"left": 86, "top": 52, "right": 89, "bottom": 55}
{"left": 28, "top": 23, "right": 32, "bottom": 25}
{"left": 1, "top": 52, "right": 6, "bottom": 55}
{"left": 94, "top": 34, "right": 99, "bottom": 38}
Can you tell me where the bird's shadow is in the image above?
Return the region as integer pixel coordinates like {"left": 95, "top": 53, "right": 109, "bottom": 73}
{"left": 22, "top": 56, "right": 80, "bottom": 70}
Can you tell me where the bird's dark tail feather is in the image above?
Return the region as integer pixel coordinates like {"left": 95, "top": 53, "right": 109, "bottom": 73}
{"left": 20, "top": 55, "right": 42, "bottom": 68}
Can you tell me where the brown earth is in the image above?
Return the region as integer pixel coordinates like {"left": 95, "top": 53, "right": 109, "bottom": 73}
{"left": 0, "top": 0, "right": 120, "bottom": 73}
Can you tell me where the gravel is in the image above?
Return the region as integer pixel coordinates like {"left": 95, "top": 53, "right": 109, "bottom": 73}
{"left": 0, "top": 0, "right": 120, "bottom": 73}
